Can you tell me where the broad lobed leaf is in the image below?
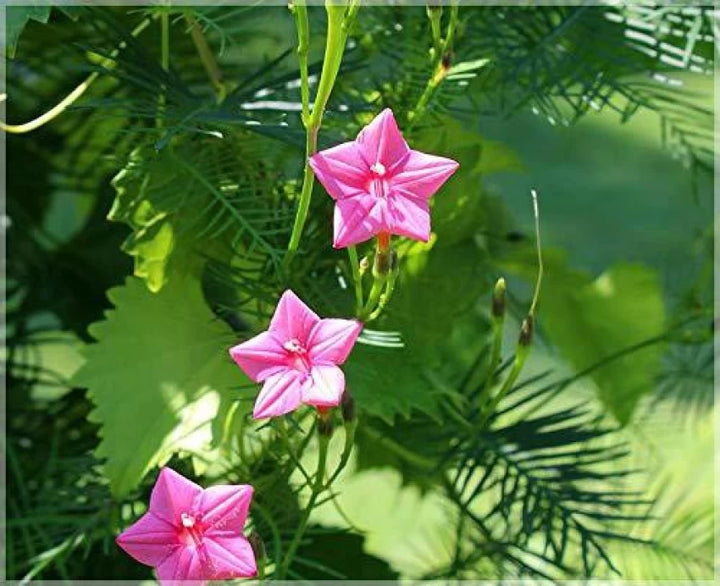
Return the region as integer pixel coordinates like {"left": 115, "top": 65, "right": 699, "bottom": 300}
{"left": 73, "top": 276, "right": 250, "bottom": 497}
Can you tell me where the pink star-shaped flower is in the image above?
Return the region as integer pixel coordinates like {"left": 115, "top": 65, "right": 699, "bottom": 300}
{"left": 229, "top": 290, "right": 362, "bottom": 419}
{"left": 116, "top": 468, "right": 256, "bottom": 586}
{"left": 309, "top": 108, "right": 459, "bottom": 248}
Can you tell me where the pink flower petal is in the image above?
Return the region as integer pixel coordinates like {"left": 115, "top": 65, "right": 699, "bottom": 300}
{"left": 309, "top": 141, "right": 370, "bottom": 201}
{"left": 391, "top": 150, "right": 459, "bottom": 199}
{"left": 253, "top": 369, "right": 304, "bottom": 419}
{"left": 198, "top": 485, "right": 253, "bottom": 535}
{"left": 301, "top": 364, "right": 345, "bottom": 408}
{"left": 333, "top": 195, "right": 385, "bottom": 248}
{"left": 116, "top": 512, "right": 179, "bottom": 567}
{"left": 155, "top": 546, "right": 205, "bottom": 586}
{"left": 308, "top": 318, "right": 363, "bottom": 365}
{"left": 203, "top": 535, "right": 258, "bottom": 579}
{"left": 356, "top": 108, "right": 410, "bottom": 169}
{"left": 229, "top": 331, "right": 287, "bottom": 383}
{"left": 150, "top": 468, "right": 203, "bottom": 526}
{"left": 388, "top": 193, "right": 431, "bottom": 241}
{"left": 269, "top": 290, "right": 320, "bottom": 343}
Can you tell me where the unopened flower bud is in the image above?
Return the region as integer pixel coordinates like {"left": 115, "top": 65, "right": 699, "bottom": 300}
{"left": 373, "top": 250, "right": 393, "bottom": 277}
{"left": 492, "top": 278, "right": 506, "bottom": 319}
{"left": 317, "top": 411, "right": 334, "bottom": 437}
{"left": 441, "top": 52, "right": 452, "bottom": 71}
{"left": 519, "top": 315, "right": 534, "bottom": 347}
{"left": 248, "top": 530, "right": 266, "bottom": 563}
{"left": 341, "top": 391, "right": 355, "bottom": 423}
{"left": 389, "top": 249, "right": 399, "bottom": 272}
{"left": 359, "top": 256, "right": 370, "bottom": 275}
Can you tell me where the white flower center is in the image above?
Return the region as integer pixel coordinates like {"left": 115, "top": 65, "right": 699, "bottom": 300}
{"left": 371, "top": 162, "right": 386, "bottom": 176}
{"left": 180, "top": 513, "right": 196, "bottom": 528}
{"left": 283, "top": 338, "right": 306, "bottom": 354}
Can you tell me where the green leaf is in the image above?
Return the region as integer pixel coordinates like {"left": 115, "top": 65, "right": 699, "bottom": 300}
{"left": 109, "top": 147, "right": 201, "bottom": 292}
{"left": 6, "top": 5, "right": 80, "bottom": 58}
{"left": 559, "top": 263, "right": 666, "bottom": 424}
{"left": 10, "top": 330, "right": 85, "bottom": 402}
{"left": 294, "top": 528, "right": 399, "bottom": 579}
{"left": 388, "top": 239, "right": 492, "bottom": 365}
{"left": 345, "top": 343, "right": 449, "bottom": 423}
{"left": 447, "top": 57, "right": 490, "bottom": 78}
{"left": 109, "top": 135, "right": 289, "bottom": 292}
{"left": 6, "top": 5, "right": 52, "bottom": 59}
{"left": 73, "top": 276, "right": 248, "bottom": 497}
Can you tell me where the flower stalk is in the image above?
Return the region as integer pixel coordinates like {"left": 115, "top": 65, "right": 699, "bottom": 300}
{"left": 277, "top": 421, "right": 330, "bottom": 579}
{"left": 326, "top": 392, "right": 357, "bottom": 486}
{"left": 184, "top": 11, "right": 226, "bottom": 101}
{"left": 156, "top": 9, "right": 170, "bottom": 130}
{"left": 276, "top": 418, "right": 312, "bottom": 484}
{"left": 291, "top": 0, "right": 311, "bottom": 124}
{"left": 285, "top": 2, "right": 358, "bottom": 265}
{"left": 408, "top": 1, "right": 459, "bottom": 128}
{"left": 427, "top": 2, "right": 444, "bottom": 60}
{"left": 348, "top": 246, "right": 364, "bottom": 315}
{"left": 477, "top": 316, "right": 533, "bottom": 429}
{"left": 483, "top": 277, "right": 507, "bottom": 391}
{"left": 478, "top": 191, "right": 543, "bottom": 427}
{"left": 358, "top": 233, "right": 400, "bottom": 321}
{"left": 0, "top": 16, "right": 154, "bottom": 134}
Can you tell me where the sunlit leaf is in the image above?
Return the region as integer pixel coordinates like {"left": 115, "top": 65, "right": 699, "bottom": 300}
{"left": 73, "top": 276, "right": 249, "bottom": 497}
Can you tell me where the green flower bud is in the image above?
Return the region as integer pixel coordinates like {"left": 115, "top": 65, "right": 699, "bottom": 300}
{"left": 519, "top": 315, "right": 534, "bottom": 347}
{"left": 492, "top": 277, "right": 507, "bottom": 319}
{"left": 317, "top": 411, "right": 334, "bottom": 437}
{"left": 248, "top": 530, "right": 266, "bottom": 563}
{"left": 341, "top": 390, "right": 355, "bottom": 423}
{"left": 441, "top": 52, "right": 452, "bottom": 71}
{"left": 373, "top": 250, "right": 393, "bottom": 278}
{"left": 359, "top": 256, "right": 370, "bottom": 275}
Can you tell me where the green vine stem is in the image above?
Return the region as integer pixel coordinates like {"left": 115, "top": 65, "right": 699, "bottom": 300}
{"left": 0, "top": 16, "right": 154, "bottom": 134}
{"left": 276, "top": 418, "right": 312, "bottom": 485}
{"left": 184, "top": 11, "right": 226, "bottom": 101}
{"left": 487, "top": 278, "right": 506, "bottom": 374}
{"left": 358, "top": 232, "right": 399, "bottom": 321}
{"left": 156, "top": 9, "right": 170, "bottom": 129}
{"left": 477, "top": 319, "right": 532, "bottom": 429}
{"left": 360, "top": 273, "right": 386, "bottom": 319}
{"left": 284, "top": 1, "right": 357, "bottom": 266}
{"left": 478, "top": 190, "right": 543, "bottom": 427}
{"left": 365, "top": 269, "right": 398, "bottom": 322}
{"left": 408, "top": 1, "right": 459, "bottom": 129}
{"left": 277, "top": 427, "right": 330, "bottom": 579}
{"left": 292, "top": 0, "right": 311, "bottom": 124}
{"left": 472, "top": 277, "right": 507, "bottom": 408}
{"left": 347, "top": 246, "right": 364, "bottom": 314}
{"left": 325, "top": 418, "right": 357, "bottom": 487}
{"left": 427, "top": 3, "right": 443, "bottom": 60}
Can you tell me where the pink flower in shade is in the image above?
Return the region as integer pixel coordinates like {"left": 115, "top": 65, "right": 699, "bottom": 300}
{"left": 116, "top": 468, "right": 256, "bottom": 586}
{"left": 229, "top": 290, "right": 362, "bottom": 419}
{"left": 309, "top": 107, "right": 459, "bottom": 248}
